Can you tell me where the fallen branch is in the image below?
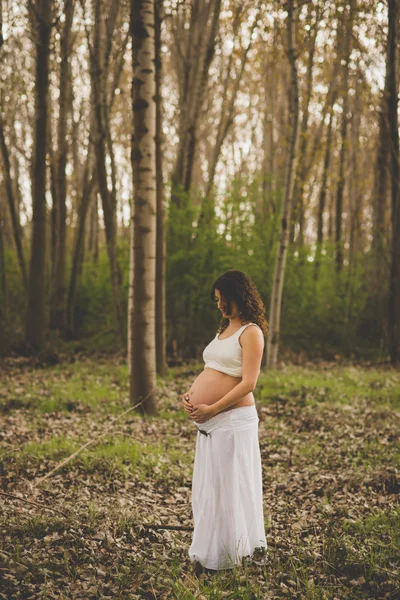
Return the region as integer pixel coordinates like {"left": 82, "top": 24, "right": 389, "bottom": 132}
{"left": 34, "top": 391, "right": 155, "bottom": 486}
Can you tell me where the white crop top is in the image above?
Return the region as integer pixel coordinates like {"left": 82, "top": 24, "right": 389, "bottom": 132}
{"left": 202, "top": 323, "right": 261, "bottom": 377}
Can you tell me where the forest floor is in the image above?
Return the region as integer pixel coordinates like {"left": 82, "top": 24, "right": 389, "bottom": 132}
{"left": 0, "top": 355, "right": 399, "bottom": 600}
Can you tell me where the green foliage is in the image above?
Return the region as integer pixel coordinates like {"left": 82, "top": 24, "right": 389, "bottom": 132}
{"left": 281, "top": 243, "right": 383, "bottom": 358}
{"left": 1, "top": 175, "right": 389, "bottom": 359}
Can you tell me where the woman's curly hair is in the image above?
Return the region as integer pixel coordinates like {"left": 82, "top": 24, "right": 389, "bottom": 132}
{"left": 210, "top": 270, "right": 269, "bottom": 336}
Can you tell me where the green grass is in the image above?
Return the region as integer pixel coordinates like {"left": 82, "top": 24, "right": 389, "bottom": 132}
{"left": 259, "top": 365, "right": 400, "bottom": 409}
{"left": 1, "top": 359, "right": 129, "bottom": 414}
{"left": 323, "top": 507, "right": 400, "bottom": 587}
{"left": 1, "top": 359, "right": 399, "bottom": 599}
{"left": 1, "top": 434, "right": 193, "bottom": 482}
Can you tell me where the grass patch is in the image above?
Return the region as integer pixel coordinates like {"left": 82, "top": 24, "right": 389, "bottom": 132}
{"left": 323, "top": 507, "right": 400, "bottom": 595}
{"left": 259, "top": 365, "right": 400, "bottom": 409}
{"left": 0, "top": 434, "right": 193, "bottom": 483}
{"left": 1, "top": 359, "right": 129, "bottom": 414}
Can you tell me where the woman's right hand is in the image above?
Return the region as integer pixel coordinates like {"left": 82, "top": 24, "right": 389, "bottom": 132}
{"left": 181, "top": 392, "right": 193, "bottom": 415}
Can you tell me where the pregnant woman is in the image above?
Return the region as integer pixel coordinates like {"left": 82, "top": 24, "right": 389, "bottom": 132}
{"left": 182, "top": 269, "right": 268, "bottom": 575}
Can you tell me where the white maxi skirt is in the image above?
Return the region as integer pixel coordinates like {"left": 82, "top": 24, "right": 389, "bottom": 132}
{"left": 188, "top": 404, "right": 267, "bottom": 570}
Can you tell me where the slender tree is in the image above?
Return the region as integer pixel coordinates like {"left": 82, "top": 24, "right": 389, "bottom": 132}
{"left": 50, "top": 0, "right": 75, "bottom": 331}
{"left": 314, "top": 91, "right": 336, "bottom": 279}
{"left": 197, "top": 4, "right": 260, "bottom": 228}
{"left": 129, "top": 0, "right": 157, "bottom": 413}
{"left": 91, "top": 0, "right": 126, "bottom": 344}
{"left": 169, "top": 0, "right": 222, "bottom": 208}
{"left": 154, "top": 0, "right": 168, "bottom": 376}
{"left": 0, "top": 113, "right": 27, "bottom": 292}
{"left": 335, "top": 0, "right": 355, "bottom": 273}
{"left": 25, "top": 0, "right": 53, "bottom": 351}
{"left": 266, "top": 0, "right": 300, "bottom": 369}
{"left": 387, "top": 0, "right": 400, "bottom": 365}
{"left": 290, "top": 2, "right": 321, "bottom": 245}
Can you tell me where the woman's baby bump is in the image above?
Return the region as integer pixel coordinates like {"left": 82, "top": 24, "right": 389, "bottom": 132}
{"left": 188, "top": 368, "right": 250, "bottom": 409}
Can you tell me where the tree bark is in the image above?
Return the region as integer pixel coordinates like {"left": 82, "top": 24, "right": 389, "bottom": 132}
{"left": 372, "top": 63, "right": 390, "bottom": 284}
{"left": 154, "top": 0, "right": 168, "bottom": 377}
{"left": 335, "top": 0, "right": 355, "bottom": 273}
{"left": 66, "top": 163, "right": 97, "bottom": 334}
{"left": 266, "top": 0, "right": 300, "bottom": 369}
{"left": 0, "top": 197, "right": 7, "bottom": 320}
{"left": 290, "top": 5, "right": 320, "bottom": 246}
{"left": 314, "top": 91, "right": 336, "bottom": 279}
{"left": 129, "top": 0, "right": 157, "bottom": 413}
{"left": 387, "top": 0, "right": 400, "bottom": 365}
{"left": 91, "top": 0, "right": 125, "bottom": 345}
{"left": 0, "top": 114, "right": 28, "bottom": 292}
{"left": 51, "top": 0, "right": 75, "bottom": 331}
{"left": 66, "top": 69, "right": 98, "bottom": 335}
{"left": 25, "top": 0, "right": 53, "bottom": 351}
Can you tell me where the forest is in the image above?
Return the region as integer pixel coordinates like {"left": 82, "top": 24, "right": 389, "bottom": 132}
{"left": 0, "top": 0, "right": 399, "bottom": 599}
{"left": 0, "top": 0, "right": 398, "bottom": 370}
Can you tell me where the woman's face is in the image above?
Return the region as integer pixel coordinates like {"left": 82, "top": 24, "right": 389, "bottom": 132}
{"left": 214, "top": 288, "right": 238, "bottom": 317}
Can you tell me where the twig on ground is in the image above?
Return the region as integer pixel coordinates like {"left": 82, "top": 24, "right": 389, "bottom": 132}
{"left": 34, "top": 392, "right": 154, "bottom": 486}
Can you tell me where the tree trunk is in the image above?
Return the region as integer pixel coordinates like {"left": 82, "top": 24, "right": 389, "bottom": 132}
{"left": 0, "top": 13, "right": 27, "bottom": 292}
{"left": 197, "top": 7, "right": 259, "bottom": 228}
{"left": 260, "top": 53, "right": 275, "bottom": 218}
{"left": 266, "top": 0, "right": 299, "bottom": 369}
{"left": 290, "top": 6, "right": 319, "bottom": 245}
{"left": 90, "top": 192, "right": 99, "bottom": 264}
{"left": 335, "top": 0, "right": 355, "bottom": 273}
{"left": 66, "top": 164, "right": 97, "bottom": 334}
{"left": 129, "top": 0, "right": 157, "bottom": 413}
{"left": 91, "top": 0, "right": 125, "bottom": 345}
{"left": 51, "top": 0, "right": 75, "bottom": 331}
{"left": 387, "top": 0, "right": 400, "bottom": 365}
{"left": 0, "top": 114, "right": 28, "bottom": 292}
{"left": 154, "top": 0, "right": 168, "bottom": 377}
{"left": 372, "top": 66, "right": 390, "bottom": 284}
{"left": 314, "top": 92, "right": 336, "bottom": 278}
{"left": 25, "top": 0, "right": 53, "bottom": 351}
{"left": 0, "top": 197, "right": 7, "bottom": 319}
{"left": 66, "top": 75, "right": 97, "bottom": 335}
{"left": 170, "top": 0, "right": 222, "bottom": 209}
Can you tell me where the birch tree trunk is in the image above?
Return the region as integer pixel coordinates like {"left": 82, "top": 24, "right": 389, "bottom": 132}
{"left": 266, "top": 0, "right": 299, "bottom": 369}
{"left": 154, "top": 0, "right": 168, "bottom": 376}
{"left": 387, "top": 0, "right": 400, "bottom": 365}
{"left": 129, "top": 0, "right": 157, "bottom": 413}
{"left": 25, "top": 0, "right": 53, "bottom": 351}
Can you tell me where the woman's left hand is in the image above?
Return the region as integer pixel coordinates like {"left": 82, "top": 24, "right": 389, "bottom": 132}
{"left": 189, "top": 404, "right": 215, "bottom": 423}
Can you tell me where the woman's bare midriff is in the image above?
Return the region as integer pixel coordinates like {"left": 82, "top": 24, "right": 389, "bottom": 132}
{"left": 188, "top": 367, "right": 254, "bottom": 412}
